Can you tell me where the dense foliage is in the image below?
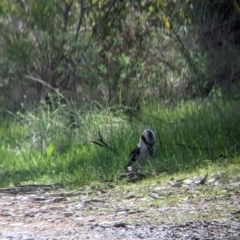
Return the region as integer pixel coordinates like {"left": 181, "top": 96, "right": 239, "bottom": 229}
{"left": 1, "top": 0, "right": 240, "bottom": 111}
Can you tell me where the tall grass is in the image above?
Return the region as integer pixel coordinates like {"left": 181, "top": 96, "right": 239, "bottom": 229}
{"left": 0, "top": 98, "right": 239, "bottom": 187}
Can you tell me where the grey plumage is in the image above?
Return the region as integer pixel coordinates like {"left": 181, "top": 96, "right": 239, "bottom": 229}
{"left": 126, "top": 129, "right": 156, "bottom": 173}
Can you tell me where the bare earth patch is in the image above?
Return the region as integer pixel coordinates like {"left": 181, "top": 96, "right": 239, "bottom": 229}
{"left": 0, "top": 175, "right": 240, "bottom": 239}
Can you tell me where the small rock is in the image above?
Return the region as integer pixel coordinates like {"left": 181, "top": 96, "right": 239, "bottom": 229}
{"left": 153, "top": 186, "right": 166, "bottom": 191}
{"left": 64, "top": 212, "right": 73, "bottom": 217}
{"left": 31, "top": 196, "right": 47, "bottom": 201}
{"left": 184, "top": 179, "right": 194, "bottom": 185}
{"left": 10, "top": 223, "right": 24, "bottom": 227}
{"left": 113, "top": 222, "right": 126, "bottom": 228}
{"left": 125, "top": 194, "right": 136, "bottom": 199}
{"left": 53, "top": 197, "right": 67, "bottom": 203}
{"left": 49, "top": 206, "right": 65, "bottom": 211}
{"left": 208, "top": 178, "right": 217, "bottom": 184}
{"left": 1, "top": 211, "right": 13, "bottom": 216}
{"left": 87, "top": 218, "right": 96, "bottom": 222}
{"left": 171, "top": 181, "right": 183, "bottom": 188}
{"left": 98, "top": 222, "right": 111, "bottom": 228}
{"left": 24, "top": 211, "right": 35, "bottom": 217}
{"left": 149, "top": 192, "right": 160, "bottom": 199}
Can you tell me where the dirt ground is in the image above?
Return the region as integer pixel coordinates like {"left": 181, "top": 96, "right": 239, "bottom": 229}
{"left": 0, "top": 177, "right": 240, "bottom": 239}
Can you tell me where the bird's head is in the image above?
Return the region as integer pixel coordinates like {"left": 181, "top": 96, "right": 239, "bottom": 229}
{"left": 140, "top": 129, "right": 156, "bottom": 148}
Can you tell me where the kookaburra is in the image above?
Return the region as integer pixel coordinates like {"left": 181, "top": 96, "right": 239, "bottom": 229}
{"left": 126, "top": 129, "right": 156, "bottom": 174}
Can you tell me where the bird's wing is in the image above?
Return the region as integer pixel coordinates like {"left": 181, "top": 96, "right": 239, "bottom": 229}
{"left": 126, "top": 146, "right": 141, "bottom": 167}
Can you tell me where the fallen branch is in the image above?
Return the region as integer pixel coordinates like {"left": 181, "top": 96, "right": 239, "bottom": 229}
{"left": 92, "top": 131, "right": 115, "bottom": 152}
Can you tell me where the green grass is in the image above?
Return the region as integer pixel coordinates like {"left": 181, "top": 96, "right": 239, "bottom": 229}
{"left": 105, "top": 160, "right": 240, "bottom": 222}
{"left": 0, "top": 98, "right": 240, "bottom": 188}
